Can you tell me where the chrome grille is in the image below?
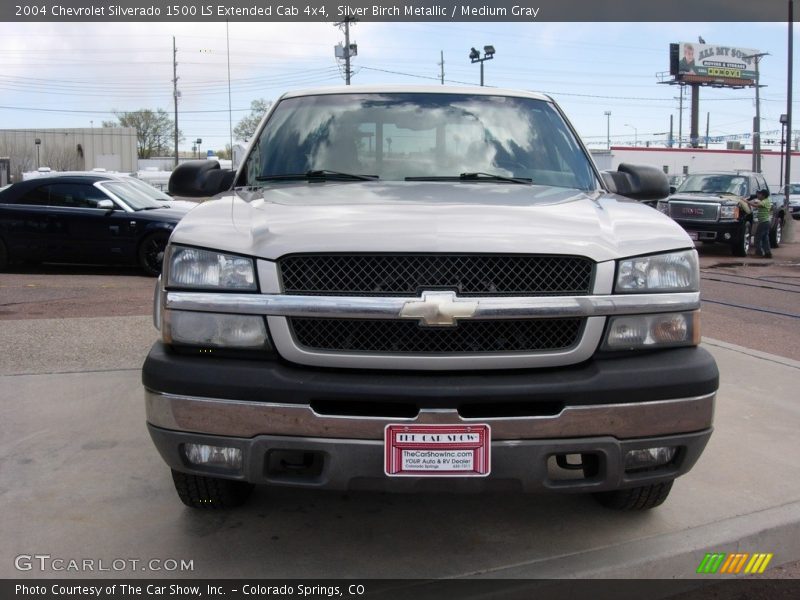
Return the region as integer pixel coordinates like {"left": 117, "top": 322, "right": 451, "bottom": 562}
{"left": 279, "top": 254, "right": 594, "bottom": 296}
{"left": 289, "top": 318, "right": 584, "bottom": 354}
{"left": 669, "top": 202, "right": 720, "bottom": 222}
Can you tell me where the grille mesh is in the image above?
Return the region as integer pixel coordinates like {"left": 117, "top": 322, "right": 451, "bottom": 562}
{"left": 279, "top": 254, "right": 593, "bottom": 296}
{"left": 289, "top": 318, "right": 583, "bottom": 354}
{"left": 669, "top": 202, "right": 720, "bottom": 222}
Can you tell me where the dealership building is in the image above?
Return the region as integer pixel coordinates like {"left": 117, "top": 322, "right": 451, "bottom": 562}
{"left": 0, "top": 127, "right": 138, "bottom": 183}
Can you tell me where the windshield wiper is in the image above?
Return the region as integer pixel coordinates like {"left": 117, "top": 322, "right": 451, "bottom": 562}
{"left": 405, "top": 172, "right": 532, "bottom": 185}
{"left": 256, "top": 169, "right": 379, "bottom": 182}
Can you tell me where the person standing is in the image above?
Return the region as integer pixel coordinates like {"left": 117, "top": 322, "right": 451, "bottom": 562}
{"left": 750, "top": 189, "right": 773, "bottom": 258}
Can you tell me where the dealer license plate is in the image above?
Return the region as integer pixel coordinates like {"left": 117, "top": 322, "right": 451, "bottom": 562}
{"left": 384, "top": 424, "right": 491, "bottom": 477}
{"left": 688, "top": 231, "right": 698, "bottom": 241}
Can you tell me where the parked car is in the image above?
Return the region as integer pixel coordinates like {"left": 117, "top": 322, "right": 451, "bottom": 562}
{"left": 657, "top": 171, "right": 786, "bottom": 256}
{"left": 56, "top": 170, "right": 199, "bottom": 211}
{"left": 0, "top": 175, "right": 190, "bottom": 275}
{"left": 777, "top": 183, "right": 800, "bottom": 220}
{"left": 143, "top": 85, "right": 718, "bottom": 512}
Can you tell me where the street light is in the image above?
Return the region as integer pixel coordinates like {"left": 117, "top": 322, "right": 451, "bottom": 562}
{"left": 624, "top": 124, "right": 638, "bottom": 147}
{"left": 34, "top": 138, "right": 41, "bottom": 169}
{"left": 469, "top": 44, "right": 495, "bottom": 87}
{"left": 604, "top": 111, "right": 611, "bottom": 149}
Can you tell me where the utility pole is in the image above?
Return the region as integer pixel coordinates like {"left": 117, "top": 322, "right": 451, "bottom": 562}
{"left": 669, "top": 115, "right": 674, "bottom": 147}
{"left": 173, "top": 36, "right": 179, "bottom": 167}
{"left": 785, "top": 0, "right": 794, "bottom": 242}
{"left": 604, "top": 111, "right": 611, "bottom": 149}
{"left": 744, "top": 52, "right": 769, "bottom": 172}
{"left": 439, "top": 50, "right": 445, "bottom": 84}
{"left": 334, "top": 17, "right": 357, "bottom": 85}
{"left": 705, "top": 112, "right": 710, "bottom": 149}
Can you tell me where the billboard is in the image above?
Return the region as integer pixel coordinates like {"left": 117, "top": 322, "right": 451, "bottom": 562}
{"left": 670, "top": 42, "right": 759, "bottom": 86}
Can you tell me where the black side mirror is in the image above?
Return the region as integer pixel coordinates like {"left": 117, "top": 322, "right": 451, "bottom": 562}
{"left": 169, "top": 160, "right": 235, "bottom": 198}
{"left": 601, "top": 163, "right": 670, "bottom": 201}
{"left": 669, "top": 186, "right": 677, "bottom": 195}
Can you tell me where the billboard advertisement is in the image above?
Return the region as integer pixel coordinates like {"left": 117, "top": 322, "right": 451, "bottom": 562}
{"left": 670, "top": 42, "right": 759, "bottom": 84}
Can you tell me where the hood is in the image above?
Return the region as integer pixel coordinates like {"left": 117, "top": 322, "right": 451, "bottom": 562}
{"left": 156, "top": 199, "right": 198, "bottom": 211}
{"left": 171, "top": 181, "right": 693, "bottom": 263}
{"left": 134, "top": 206, "right": 190, "bottom": 221}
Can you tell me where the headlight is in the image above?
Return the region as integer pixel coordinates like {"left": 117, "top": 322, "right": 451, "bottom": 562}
{"left": 167, "top": 245, "right": 256, "bottom": 290}
{"left": 164, "top": 310, "right": 270, "bottom": 349}
{"left": 656, "top": 201, "right": 669, "bottom": 214}
{"left": 615, "top": 250, "right": 699, "bottom": 293}
{"left": 719, "top": 204, "right": 739, "bottom": 220}
{"left": 603, "top": 311, "right": 700, "bottom": 350}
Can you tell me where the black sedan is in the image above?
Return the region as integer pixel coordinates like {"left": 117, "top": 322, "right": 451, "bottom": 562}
{"left": 0, "top": 175, "right": 192, "bottom": 275}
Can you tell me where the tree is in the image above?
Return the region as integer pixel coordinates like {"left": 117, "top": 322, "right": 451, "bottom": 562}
{"left": 103, "top": 109, "right": 179, "bottom": 158}
{"left": 234, "top": 99, "right": 272, "bottom": 142}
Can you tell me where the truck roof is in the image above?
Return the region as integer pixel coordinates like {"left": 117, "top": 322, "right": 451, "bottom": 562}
{"left": 278, "top": 84, "right": 552, "bottom": 103}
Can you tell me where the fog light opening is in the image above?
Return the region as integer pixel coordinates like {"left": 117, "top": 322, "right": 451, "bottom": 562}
{"left": 723, "top": 232, "right": 732, "bottom": 240}
{"left": 624, "top": 446, "right": 677, "bottom": 473}
{"left": 183, "top": 443, "right": 243, "bottom": 471}
{"left": 548, "top": 452, "right": 600, "bottom": 481}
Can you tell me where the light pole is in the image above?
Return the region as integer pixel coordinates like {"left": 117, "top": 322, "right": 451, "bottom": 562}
{"left": 34, "top": 138, "right": 41, "bottom": 169}
{"left": 624, "top": 124, "right": 638, "bottom": 147}
{"left": 469, "top": 45, "right": 495, "bottom": 87}
{"left": 780, "top": 113, "right": 788, "bottom": 200}
{"left": 604, "top": 111, "right": 611, "bottom": 149}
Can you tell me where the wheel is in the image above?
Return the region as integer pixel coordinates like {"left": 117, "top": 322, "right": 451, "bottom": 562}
{"left": 171, "top": 470, "right": 254, "bottom": 509}
{"left": 731, "top": 221, "right": 751, "bottom": 257}
{"left": 0, "top": 238, "right": 8, "bottom": 270}
{"left": 769, "top": 217, "right": 783, "bottom": 248}
{"left": 593, "top": 480, "right": 674, "bottom": 511}
{"left": 138, "top": 231, "right": 170, "bottom": 276}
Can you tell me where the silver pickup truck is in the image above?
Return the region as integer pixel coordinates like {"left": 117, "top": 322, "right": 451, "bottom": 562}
{"left": 143, "top": 85, "right": 718, "bottom": 511}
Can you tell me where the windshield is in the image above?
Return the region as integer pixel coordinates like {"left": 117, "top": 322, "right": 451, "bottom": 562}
{"left": 787, "top": 184, "right": 800, "bottom": 195}
{"left": 677, "top": 174, "right": 747, "bottom": 196}
{"left": 125, "top": 177, "right": 172, "bottom": 201}
{"left": 244, "top": 92, "right": 598, "bottom": 190}
{"left": 100, "top": 181, "right": 163, "bottom": 210}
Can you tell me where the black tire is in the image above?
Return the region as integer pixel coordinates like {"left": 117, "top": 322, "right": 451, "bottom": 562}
{"left": 0, "top": 238, "right": 8, "bottom": 270}
{"left": 769, "top": 217, "right": 783, "bottom": 248}
{"left": 138, "top": 231, "right": 170, "bottom": 277}
{"left": 732, "top": 221, "right": 751, "bottom": 257}
{"left": 593, "top": 480, "right": 674, "bottom": 511}
{"left": 171, "top": 469, "right": 254, "bottom": 509}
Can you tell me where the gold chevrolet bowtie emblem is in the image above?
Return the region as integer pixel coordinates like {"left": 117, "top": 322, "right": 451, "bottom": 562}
{"left": 399, "top": 291, "right": 479, "bottom": 327}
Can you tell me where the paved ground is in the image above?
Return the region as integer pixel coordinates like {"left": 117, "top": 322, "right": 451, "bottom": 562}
{"left": 1, "top": 322, "right": 799, "bottom": 580}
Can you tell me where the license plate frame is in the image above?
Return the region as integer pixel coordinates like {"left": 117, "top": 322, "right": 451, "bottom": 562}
{"left": 384, "top": 424, "right": 491, "bottom": 477}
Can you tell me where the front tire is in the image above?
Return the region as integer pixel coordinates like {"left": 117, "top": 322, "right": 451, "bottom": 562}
{"left": 732, "top": 221, "right": 751, "bottom": 257}
{"left": 138, "top": 231, "right": 170, "bottom": 277}
{"left": 593, "top": 480, "right": 674, "bottom": 511}
{"left": 171, "top": 470, "right": 254, "bottom": 509}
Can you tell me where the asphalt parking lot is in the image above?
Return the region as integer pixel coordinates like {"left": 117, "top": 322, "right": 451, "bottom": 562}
{"left": 1, "top": 223, "right": 799, "bottom": 584}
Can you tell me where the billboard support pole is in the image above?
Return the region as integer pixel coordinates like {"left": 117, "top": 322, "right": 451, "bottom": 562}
{"left": 690, "top": 85, "right": 700, "bottom": 148}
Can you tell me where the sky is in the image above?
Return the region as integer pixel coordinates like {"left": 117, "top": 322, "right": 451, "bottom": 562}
{"left": 0, "top": 19, "right": 797, "bottom": 153}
